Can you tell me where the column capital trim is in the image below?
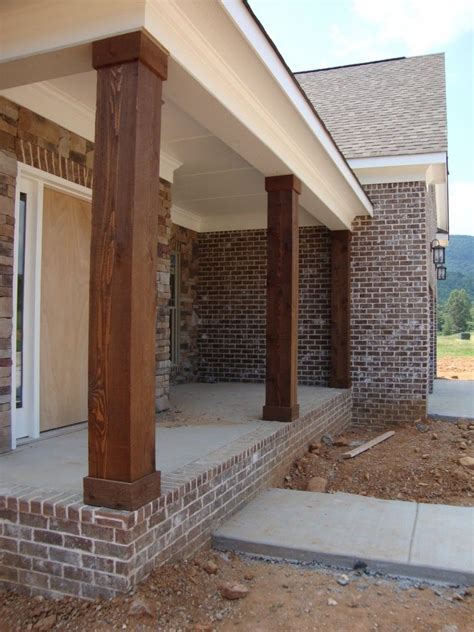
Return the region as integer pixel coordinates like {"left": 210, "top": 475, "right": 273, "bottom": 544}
{"left": 93, "top": 30, "right": 169, "bottom": 80}
{"left": 265, "top": 174, "right": 301, "bottom": 194}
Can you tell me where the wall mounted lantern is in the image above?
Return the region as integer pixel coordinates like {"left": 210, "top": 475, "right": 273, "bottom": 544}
{"left": 430, "top": 239, "right": 445, "bottom": 265}
{"left": 436, "top": 265, "right": 447, "bottom": 281}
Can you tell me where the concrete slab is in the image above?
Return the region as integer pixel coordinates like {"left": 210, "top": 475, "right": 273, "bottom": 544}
{"left": 1, "top": 383, "right": 339, "bottom": 493}
{"left": 0, "top": 422, "right": 272, "bottom": 492}
{"left": 213, "top": 489, "right": 474, "bottom": 584}
{"left": 428, "top": 379, "right": 474, "bottom": 421}
{"left": 410, "top": 503, "right": 474, "bottom": 584}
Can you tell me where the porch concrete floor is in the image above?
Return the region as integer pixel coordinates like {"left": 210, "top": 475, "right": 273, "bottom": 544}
{"left": 428, "top": 379, "right": 474, "bottom": 421}
{"left": 0, "top": 383, "right": 339, "bottom": 493}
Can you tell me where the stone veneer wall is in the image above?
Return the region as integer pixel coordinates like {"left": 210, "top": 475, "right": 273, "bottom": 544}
{"left": 170, "top": 225, "right": 199, "bottom": 384}
{"left": 0, "top": 149, "right": 15, "bottom": 453}
{"left": 351, "top": 182, "right": 431, "bottom": 427}
{"left": 197, "top": 226, "right": 331, "bottom": 385}
{"left": 0, "top": 389, "right": 351, "bottom": 599}
{"left": 0, "top": 96, "right": 173, "bottom": 443}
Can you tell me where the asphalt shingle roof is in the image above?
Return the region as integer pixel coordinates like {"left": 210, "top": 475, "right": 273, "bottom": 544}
{"left": 295, "top": 54, "right": 447, "bottom": 159}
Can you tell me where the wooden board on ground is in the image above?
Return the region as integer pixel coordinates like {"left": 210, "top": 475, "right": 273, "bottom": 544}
{"left": 342, "top": 431, "right": 395, "bottom": 459}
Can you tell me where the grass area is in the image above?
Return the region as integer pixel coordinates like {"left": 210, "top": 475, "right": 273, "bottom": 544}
{"left": 437, "top": 331, "right": 474, "bottom": 357}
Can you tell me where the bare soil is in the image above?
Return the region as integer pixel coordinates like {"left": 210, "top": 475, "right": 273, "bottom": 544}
{"left": 0, "top": 551, "right": 472, "bottom": 631}
{"left": 437, "top": 356, "right": 474, "bottom": 380}
{"left": 281, "top": 418, "right": 474, "bottom": 506}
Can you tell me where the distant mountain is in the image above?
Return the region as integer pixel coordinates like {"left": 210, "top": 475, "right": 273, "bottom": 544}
{"left": 438, "top": 235, "right": 474, "bottom": 305}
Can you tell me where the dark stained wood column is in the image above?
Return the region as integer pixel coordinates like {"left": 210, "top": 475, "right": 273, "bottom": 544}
{"left": 83, "top": 31, "right": 168, "bottom": 510}
{"left": 330, "top": 230, "right": 352, "bottom": 389}
{"left": 262, "top": 175, "right": 301, "bottom": 422}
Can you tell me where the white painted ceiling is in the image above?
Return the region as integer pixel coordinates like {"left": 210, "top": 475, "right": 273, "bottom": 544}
{"left": 46, "top": 71, "right": 318, "bottom": 229}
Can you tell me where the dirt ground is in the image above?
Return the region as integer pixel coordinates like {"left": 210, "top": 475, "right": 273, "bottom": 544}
{"left": 437, "top": 356, "right": 474, "bottom": 380}
{"left": 281, "top": 418, "right": 474, "bottom": 506}
{"left": 0, "top": 551, "right": 472, "bottom": 632}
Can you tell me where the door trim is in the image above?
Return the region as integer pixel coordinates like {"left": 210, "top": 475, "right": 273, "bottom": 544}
{"left": 11, "top": 163, "right": 91, "bottom": 447}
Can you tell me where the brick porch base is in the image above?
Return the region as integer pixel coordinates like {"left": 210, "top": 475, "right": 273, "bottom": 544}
{"left": 0, "top": 389, "right": 351, "bottom": 599}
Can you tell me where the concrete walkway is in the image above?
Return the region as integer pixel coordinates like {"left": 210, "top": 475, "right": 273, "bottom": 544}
{"left": 428, "top": 379, "right": 474, "bottom": 421}
{"left": 213, "top": 489, "right": 474, "bottom": 585}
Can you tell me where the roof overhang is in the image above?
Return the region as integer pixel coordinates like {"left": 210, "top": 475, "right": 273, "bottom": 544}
{"left": 349, "top": 152, "right": 449, "bottom": 234}
{"left": 0, "top": 0, "right": 372, "bottom": 231}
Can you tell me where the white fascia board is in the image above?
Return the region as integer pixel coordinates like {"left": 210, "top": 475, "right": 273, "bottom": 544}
{"left": 220, "top": 0, "right": 372, "bottom": 218}
{"left": 348, "top": 152, "right": 447, "bottom": 169}
{"left": 351, "top": 153, "right": 448, "bottom": 185}
{"left": 0, "top": 83, "right": 182, "bottom": 183}
{"left": 145, "top": 0, "right": 372, "bottom": 228}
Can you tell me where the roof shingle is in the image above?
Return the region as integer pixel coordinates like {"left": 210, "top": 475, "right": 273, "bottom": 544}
{"left": 295, "top": 54, "right": 447, "bottom": 159}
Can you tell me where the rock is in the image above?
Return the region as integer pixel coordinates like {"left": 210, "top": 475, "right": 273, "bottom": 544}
{"left": 422, "top": 454, "right": 429, "bottom": 459}
{"left": 459, "top": 442, "right": 467, "bottom": 450}
{"left": 309, "top": 442, "right": 321, "bottom": 452}
{"left": 219, "top": 582, "right": 249, "bottom": 600}
{"left": 459, "top": 456, "right": 474, "bottom": 469}
{"left": 334, "top": 436, "right": 349, "bottom": 447}
{"left": 431, "top": 433, "right": 438, "bottom": 440}
{"left": 244, "top": 572, "right": 255, "bottom": 581}
{"left": 202, "top": 560, "right": 218, "bottom": 575}
{"left": 306, "top": 476, "right": 328, "bottom": 492}
{"left": 327, "top": 598, "right": 338, "bottom": 606}
{"left": 321, "top": 434, "right": 334, "bottom": 447}
{"left": 337, "top": 574, "right": 350, "bottom": 586}
{"left": 194, "top": 625, "right": 213, "bottom": 632}
{"left": 416, "top": 422, "right": 429, "bottom": 433}
{"left": 128, "top": 597, "right": 155, "bottom": 618}
{"left": 457, "top": 422, "right": 468, "bottom": 430}
{"left": 34, "top": 616, "right": 56, "bottom": 632}
{"left": 353, "top": 560, "right": 367, "bottom": 571}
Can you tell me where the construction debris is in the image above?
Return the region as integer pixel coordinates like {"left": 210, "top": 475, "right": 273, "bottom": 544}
{"left": 342, "top": 431, "right": 395, "bottom": 459}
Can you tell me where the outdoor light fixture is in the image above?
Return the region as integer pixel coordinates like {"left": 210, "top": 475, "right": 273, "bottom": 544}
{"left": 430, "top": 239, "right": 445, "bottom": 265}
{"left": 437, "top": 265, "right": 447, "bottom": 281}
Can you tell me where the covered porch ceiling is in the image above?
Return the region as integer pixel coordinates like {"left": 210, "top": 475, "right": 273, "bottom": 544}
{"left": 0, "top": 0, "right": 373, "bottom": 231}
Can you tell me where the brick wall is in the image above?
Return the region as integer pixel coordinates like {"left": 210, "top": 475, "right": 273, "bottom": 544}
{"left": 0, "top": 389, "right": 351, "bottom": 599}
{"left": 170, "top": 225, "right": 199, "bottom": 384}
{"left": 198, "top": 226, "right": 331, "bottom": 385}
{"left": 351, "top": 182, "right": 430, "bottom": 426}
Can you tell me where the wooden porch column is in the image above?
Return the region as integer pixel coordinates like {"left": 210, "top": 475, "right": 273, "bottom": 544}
{"left": 83, "top": 31, "right": 168, "bottom": 510}
{"left": 262, "top": 175, "right": 301, "bottom": 422}
{"left": 330, "top": 230, "right": 352, "bottom": 389}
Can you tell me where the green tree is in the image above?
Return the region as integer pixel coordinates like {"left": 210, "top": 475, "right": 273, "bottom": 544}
{"left": 443, "top": 289, "right": 472, "bottom": 334}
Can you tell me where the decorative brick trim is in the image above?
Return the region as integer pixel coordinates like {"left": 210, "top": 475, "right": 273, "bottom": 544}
{"left": 0, "top": 389, "right": 351, "bottom": 599}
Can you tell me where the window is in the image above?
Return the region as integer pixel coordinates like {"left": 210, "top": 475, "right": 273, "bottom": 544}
{"left": 169, "top": 252, "right": 180, "bottom": 365}
{"left": 16, "top": 193, "right": 27, "bottom": 409}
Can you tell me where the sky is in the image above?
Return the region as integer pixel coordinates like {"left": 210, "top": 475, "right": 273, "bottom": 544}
{"left": 250, "top": 0, "right": 474, "bottom": 236}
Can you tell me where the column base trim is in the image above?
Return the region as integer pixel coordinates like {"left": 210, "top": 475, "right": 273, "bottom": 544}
{"left": 262, "top": 404, "right": 300, "bottom": 422}
{"left": 83, "top": 471, "right": 161, "bottom": 511}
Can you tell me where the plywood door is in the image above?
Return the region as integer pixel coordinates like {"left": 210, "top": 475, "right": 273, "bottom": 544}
{"left": 40, "top": 187, "right": 91, "bottom": 431}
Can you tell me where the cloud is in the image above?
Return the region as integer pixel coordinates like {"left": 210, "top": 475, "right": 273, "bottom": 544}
{"left": 330, "top": 0, "right": 473, "bottom": 60}
{"left": 449, "top": 181, "right": 474, "bottom": 235}
{"left": 354, "top": 0, "right": 473, "bottom": 53}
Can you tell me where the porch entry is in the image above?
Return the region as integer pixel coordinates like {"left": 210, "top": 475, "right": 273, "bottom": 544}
{"left": 13, "top": 171, "right": 92, "bottom": 440}
{"left": 40, "top": 188, "right": 90, "bottom": 431}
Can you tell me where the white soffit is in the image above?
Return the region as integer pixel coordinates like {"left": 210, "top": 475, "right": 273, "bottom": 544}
{"left": 0, "top": 0, "right": 373, "bottom": 229}
{"left": 349, "top": 152, "right": 449, "bottom": 233}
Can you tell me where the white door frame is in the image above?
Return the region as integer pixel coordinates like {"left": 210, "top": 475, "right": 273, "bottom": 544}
{"left": 11, "top": 163, "right": 91, "bottom": 448}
